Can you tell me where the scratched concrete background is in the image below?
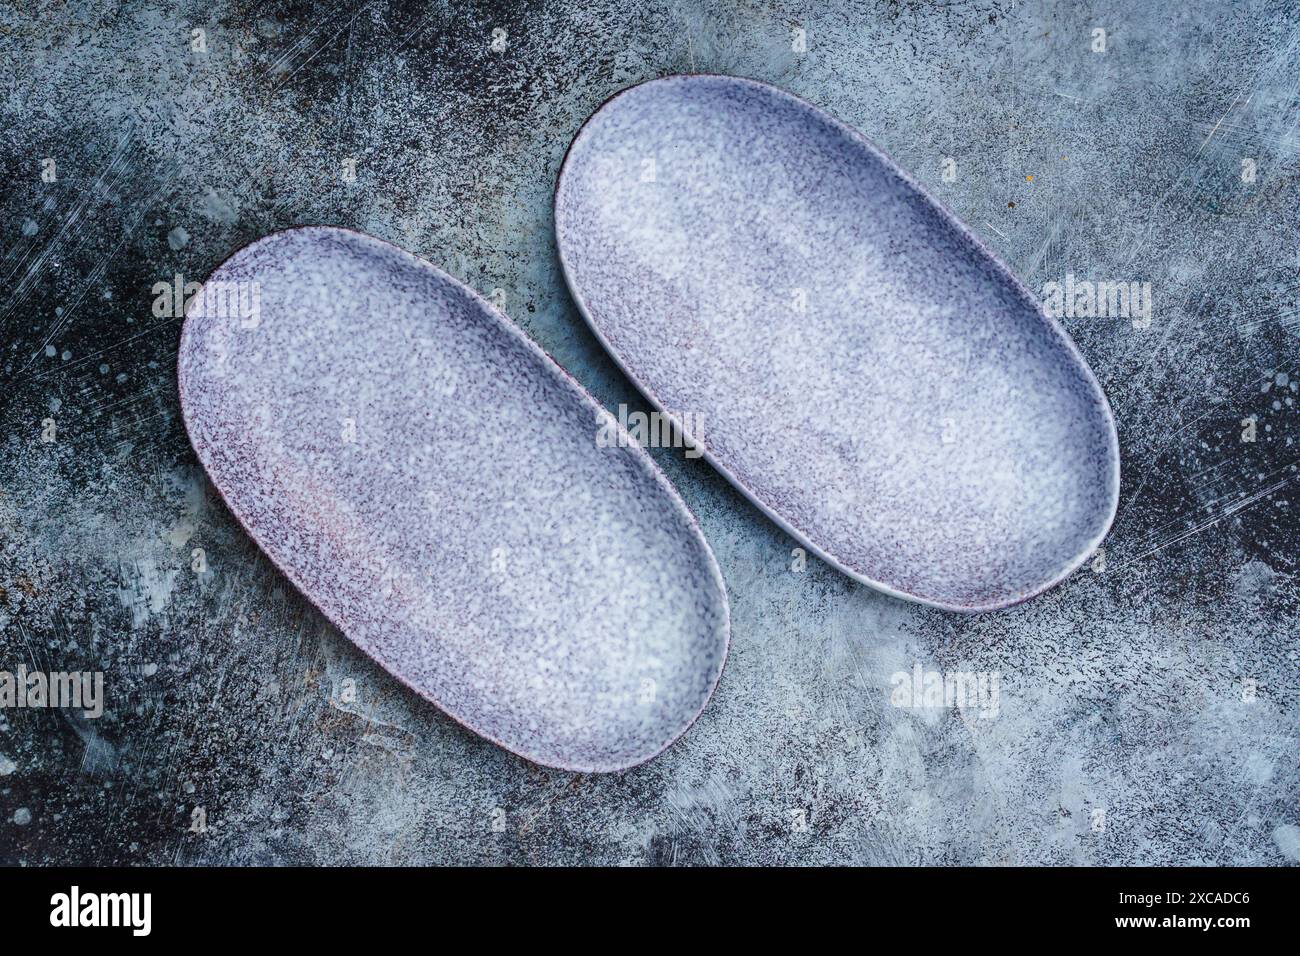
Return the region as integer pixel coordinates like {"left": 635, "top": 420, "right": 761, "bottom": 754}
{"left": 1, "top": 0, "right": 1298, "bottom": 865}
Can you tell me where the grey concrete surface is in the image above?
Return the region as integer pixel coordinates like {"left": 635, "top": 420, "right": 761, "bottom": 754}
{"left": 0, "top": 0, "right": 1297, "bottom": 865}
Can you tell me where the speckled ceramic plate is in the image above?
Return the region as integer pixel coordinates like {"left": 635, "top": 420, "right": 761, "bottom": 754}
{"left": 177, "top": 226, "right": 729, "bottom": 772}
{"left": 555, "top": 74, "right": 1120, "bottom": 612}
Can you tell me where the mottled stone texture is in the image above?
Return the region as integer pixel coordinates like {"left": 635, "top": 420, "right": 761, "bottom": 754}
{"left": 177, "top": 227, "right": 729, "bottom": 772}
{"left": 1, "top": 0, "right": 1297, "bottom": 865}
{"left": 555, "top": 74, "right": 1120, "bottom": 611}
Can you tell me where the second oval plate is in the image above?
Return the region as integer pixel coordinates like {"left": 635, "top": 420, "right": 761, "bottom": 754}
{"left": 555, "top": 75, "right": 1120, "bottom": 612}
{"left": 178, "top": 226, "right": 729, "bottom": 771}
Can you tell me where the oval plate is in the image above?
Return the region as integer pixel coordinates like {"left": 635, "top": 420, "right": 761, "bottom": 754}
{"left": 178, "top": 226, "right": 729, "bottom": 771}
{"left": 555, "top": 75, "right": 1120, "bottom": 612}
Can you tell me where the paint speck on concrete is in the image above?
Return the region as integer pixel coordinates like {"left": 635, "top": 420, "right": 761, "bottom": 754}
{"left": 1273, "top": 824, "right": 1300, "bottom": 862}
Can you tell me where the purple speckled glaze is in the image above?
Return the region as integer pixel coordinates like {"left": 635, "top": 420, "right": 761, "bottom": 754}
{"left": 555, "top": 75, "right": 1121, "bottom": 613}
{"left": 177, "top": 226, "right": 729, "bottom": 772}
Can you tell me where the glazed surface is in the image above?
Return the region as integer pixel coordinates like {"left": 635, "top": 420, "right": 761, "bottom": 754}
{"left": 178, "top": 227, "right": 729, "bottom": 771}
{"left": 556, "top": 75, "right": 1120, "bottom": 610}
